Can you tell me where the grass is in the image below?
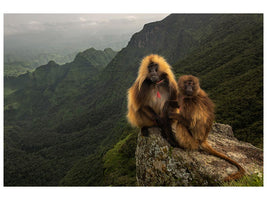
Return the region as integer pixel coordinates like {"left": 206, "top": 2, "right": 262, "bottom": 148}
{"left": 223, "top": 172, "right": 263, "bottom": 186}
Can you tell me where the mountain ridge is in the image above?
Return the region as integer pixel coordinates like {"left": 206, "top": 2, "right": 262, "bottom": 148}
{"left": 4, "top": 14, "right": 263, "bottom": 186}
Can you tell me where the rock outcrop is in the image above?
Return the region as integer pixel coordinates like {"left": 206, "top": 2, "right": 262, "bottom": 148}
{"left": 135, "top": 123, "right": 263, "bottom": 186}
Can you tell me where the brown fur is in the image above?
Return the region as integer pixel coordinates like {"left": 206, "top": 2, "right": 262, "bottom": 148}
{"left": 169, "top": 75, "right": 245, "bottom": 181}
{"left": 127, "top": 54, "right": 178, "bottom": 143}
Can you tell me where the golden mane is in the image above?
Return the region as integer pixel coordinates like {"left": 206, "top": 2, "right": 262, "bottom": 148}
{"left": 137, "top": 54, "right": 176, "bottom": 90}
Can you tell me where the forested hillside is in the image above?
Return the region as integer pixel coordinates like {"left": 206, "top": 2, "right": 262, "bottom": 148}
{"left": 4, "top": 51, "right": 79, "bottom": 77}
{"left": 4, "top": 47, "right": 118, "bottom": 185}
{"left": 4, "top": 14, "right": 263, "bottom": 186}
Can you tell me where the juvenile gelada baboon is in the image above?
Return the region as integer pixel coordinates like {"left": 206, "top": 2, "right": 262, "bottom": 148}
{"left": 164, "top": 75, "right": 245, "bottom": 181}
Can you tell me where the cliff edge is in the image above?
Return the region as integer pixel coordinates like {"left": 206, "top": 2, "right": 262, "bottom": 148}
{"left": 135, "top": 123, "right": 263, "bottom": 186}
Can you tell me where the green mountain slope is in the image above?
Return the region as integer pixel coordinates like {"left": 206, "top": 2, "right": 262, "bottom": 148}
{"left": 4, "top": 14, "right": 263, "bottom": 186}
{"left": 172, "top": 14, "right": 263, "bottom": 146}
{"left": 4, "top": 48, "right": 118, "bottom": 185}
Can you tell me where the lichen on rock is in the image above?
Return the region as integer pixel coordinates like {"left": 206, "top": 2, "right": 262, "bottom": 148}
{"left": 135, "top": 123, "right": 263, "bottom": 186}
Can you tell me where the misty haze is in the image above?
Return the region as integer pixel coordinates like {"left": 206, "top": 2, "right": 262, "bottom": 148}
{"left": 4, "top": 14, "right": 168, "bottom": 76}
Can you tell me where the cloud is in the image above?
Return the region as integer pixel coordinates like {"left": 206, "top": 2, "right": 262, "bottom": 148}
{"left": 78, "top": 16, "right": 100, "bottom": 25}
{"left": 28, "top": 20, "right": 41, "bottom": 25}
{"left": 125, "top": 15, "right": 137, "bottom": 21}
{"left": 27, "top": 20, "right": 46, "bottom": 31}
{"left": 79, "top": 17, "right": 87, "bottom": 22}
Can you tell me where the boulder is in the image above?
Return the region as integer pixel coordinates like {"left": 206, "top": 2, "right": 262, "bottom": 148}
{"left": 135, "top": 123, "right": 263, "bottom": 186}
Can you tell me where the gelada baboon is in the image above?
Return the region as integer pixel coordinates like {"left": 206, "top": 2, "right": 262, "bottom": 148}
{"left": 165, "top": 75, "right": 245, "bottom": 181}
{"left": 127, "top": 54, "right": 178, "bottom": 145}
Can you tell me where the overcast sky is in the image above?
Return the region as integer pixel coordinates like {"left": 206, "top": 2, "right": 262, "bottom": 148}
{"left": 4, "top": 14, "right": 169, "bottom": 53}
{"left": 4, "top": 14, "right": 169, "bottom": 36}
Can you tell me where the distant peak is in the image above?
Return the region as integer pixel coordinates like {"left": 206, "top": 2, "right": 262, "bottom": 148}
{"left": 88, "top": 47, "right": 96, "bottom": 51}
{"left": 104, "top": 48, "right": 114, "bottom": 52}
{"left": 47, "top": 60, "right": 57, "bottom": 65}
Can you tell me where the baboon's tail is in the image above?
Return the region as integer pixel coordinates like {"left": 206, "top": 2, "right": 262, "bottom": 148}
{"left": 201, "top": 141, "right": 245, "bottom": 181}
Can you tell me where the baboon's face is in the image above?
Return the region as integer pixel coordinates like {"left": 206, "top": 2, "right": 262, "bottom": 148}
{"left": 178, "top": 75, "right": 200, "bottom": 96}
{"left": 147, "top": 62, "right": 160, "bottom": 83}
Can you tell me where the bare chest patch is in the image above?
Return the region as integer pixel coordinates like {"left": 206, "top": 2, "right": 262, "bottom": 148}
{"left": 147, "top": 86, "right": 169, "bottom": 115}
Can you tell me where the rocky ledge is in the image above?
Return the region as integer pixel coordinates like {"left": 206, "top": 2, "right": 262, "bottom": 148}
{"left": 135, "top": 123, "right": 263, "bottom": 186}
